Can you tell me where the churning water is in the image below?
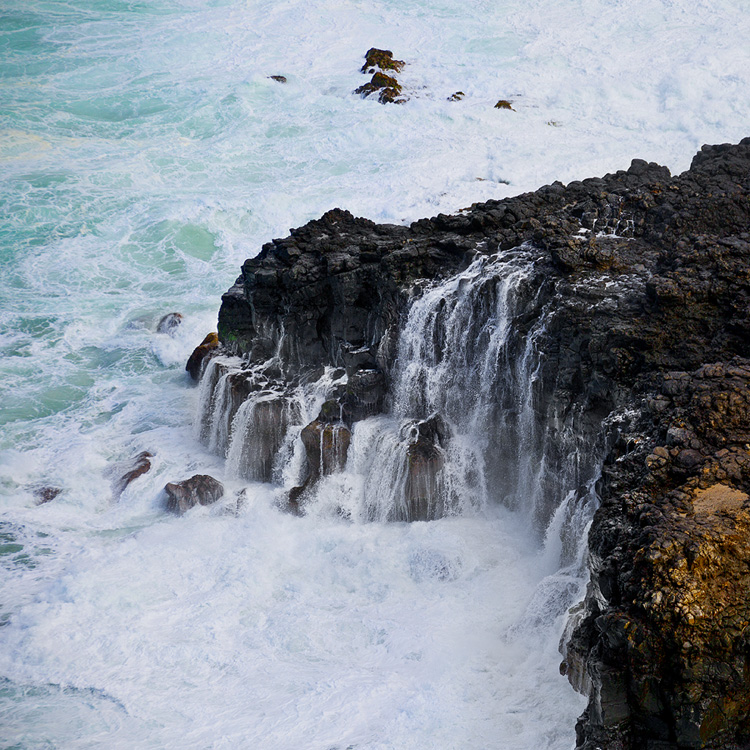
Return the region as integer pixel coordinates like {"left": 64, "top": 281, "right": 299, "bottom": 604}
{"left": 2, "top": 0, "right": 749, "bottom": 748}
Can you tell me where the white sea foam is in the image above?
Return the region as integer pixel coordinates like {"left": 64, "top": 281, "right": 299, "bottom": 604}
{"left": 1, "top": 0, "right": 749, "bottom": 747}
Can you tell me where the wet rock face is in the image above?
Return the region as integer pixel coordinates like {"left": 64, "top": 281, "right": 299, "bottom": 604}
{"left": 186, "top": 332, "right": 219, "bottom": 380}
{"left": 231, "top": 397, "right": 291, "bottom": 482}
{"left": 567, "top": 362, "right": 750, "bottom": 750}
{"left": 403, "top": 414, "right": 450, "bottom": 522}
{"left": 164, "top": 474, "right": 224, "bottom": 514}
{"left": 300, "top": 418, "right": 351, "bottom": 478}
{"left": 209, "top": 137, "right": 750, "bottom": 747}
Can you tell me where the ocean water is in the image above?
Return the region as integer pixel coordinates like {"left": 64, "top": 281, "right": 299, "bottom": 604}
{"left": 1, "top": 1, "right": 749, "bottom": 748}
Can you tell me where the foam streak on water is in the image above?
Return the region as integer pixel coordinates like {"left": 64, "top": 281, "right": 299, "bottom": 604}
{"left": 1, "top": 0, "right": 749, "bottom": 747}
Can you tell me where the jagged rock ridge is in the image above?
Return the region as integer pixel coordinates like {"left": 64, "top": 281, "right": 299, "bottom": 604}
{"left": 203, "top": 138, "right": 750, "bottom": 748}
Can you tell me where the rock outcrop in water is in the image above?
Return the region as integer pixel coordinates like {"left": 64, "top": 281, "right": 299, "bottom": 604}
{"left": 354, "top": 48, "right": 407, "bottom": 104}
{"left": 202, "top": 137, "right": 750, "bottom": 748}
{"left": 164, "top": 474, "right": 224, "bottom": 514}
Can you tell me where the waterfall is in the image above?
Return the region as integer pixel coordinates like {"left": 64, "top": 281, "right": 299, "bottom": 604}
{"left": 390, "top": 249, "right": 549, "bottom": 524}
{"left": 197, "top": 357, "right": 347, "bottom": 482}
{"left": 197, "top": 246, "right": 610, "bottom": 562}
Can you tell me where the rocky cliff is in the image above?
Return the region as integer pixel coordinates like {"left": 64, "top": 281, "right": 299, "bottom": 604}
{"left": 198, "top": 138, "right": 750, "bottom": 748}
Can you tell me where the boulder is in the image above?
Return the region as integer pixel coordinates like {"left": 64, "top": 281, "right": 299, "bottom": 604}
{"left": 186, "top": 332, "right": 219, "bottom": 380}
{"left": 354, "top": 71, "right": 404, "bottom": 104}
{"left": 164, "top": 474, "right": 224, "bottom": 514}
{"left": 360, "top": 48, "right": 405, "bottom": 74}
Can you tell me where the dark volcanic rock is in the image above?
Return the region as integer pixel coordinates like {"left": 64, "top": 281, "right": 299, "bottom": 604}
{"left": 354, "top": 71, "right": 404, "bottom": 104}
{"left": 403, "top": 414, "right": 450, "bottom": 522}
{"left": 209, "top": 137, "right": 750, "bottom": 748}
{"left": 565, "top": 361, "right": 750, "bottom": 750}
{"left": 355, "top": 49, "right": 407, "bottom": 104}
{"left": 164, "top": 474, "right": 224, "bottom": 514}
{"left": 217, "top": 207, "right": 468, "bottom": 370}
{"left": 300, "top": 418, "right": 351, "bottom": 478}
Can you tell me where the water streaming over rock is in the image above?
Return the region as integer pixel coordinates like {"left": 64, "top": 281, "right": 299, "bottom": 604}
{"left": 198, "top": 246, "right": 608, "bottom": 554}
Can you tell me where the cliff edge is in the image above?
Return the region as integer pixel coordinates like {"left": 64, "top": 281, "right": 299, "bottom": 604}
{"left": 206, "top": 138, "right": 750, "bottom": 748}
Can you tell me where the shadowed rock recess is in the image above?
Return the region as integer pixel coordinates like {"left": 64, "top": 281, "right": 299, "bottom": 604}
{"left": 198, "top": 138, "right": 750, "bottom": 748}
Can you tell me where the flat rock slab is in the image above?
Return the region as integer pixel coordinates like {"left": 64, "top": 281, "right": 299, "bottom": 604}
{"left": 693, "top": 482, "right": 748, "bottom": 514}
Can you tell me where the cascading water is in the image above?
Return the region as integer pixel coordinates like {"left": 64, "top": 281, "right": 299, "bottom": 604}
{"left": 389, "top": 248, "right": 549, "bottom": 524}
{"left": 191, "top": 244, "right": 611, "bottom": 747}
{"left": 198, "top": 245, "right": 605, "bottom": 557}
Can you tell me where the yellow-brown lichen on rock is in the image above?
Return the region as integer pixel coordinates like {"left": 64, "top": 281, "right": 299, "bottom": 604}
{"left": 568, "top": 360, "right": 750, "bottom": 749}
{"left": 692, "top": 482, "right": 748, "bottom": 514}
{"left": 185, "top": 332, "right": 219, "bottom": 380}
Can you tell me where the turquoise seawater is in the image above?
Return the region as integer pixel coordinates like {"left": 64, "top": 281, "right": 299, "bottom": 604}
{"left": 1, "top": 1, "right": 749, "bottom": 747}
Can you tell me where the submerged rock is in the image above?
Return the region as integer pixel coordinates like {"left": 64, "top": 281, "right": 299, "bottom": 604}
{"left": 156, "top": 312, "right": 183, "bottom": 335}
{"left": 164, "top": 474, "right": 224, "bottom": 514}
{"left": 32, "top": 486, "right": 61, "bottom": 505}
{"left": 112, "top": 451, "right": 153, "bottom": 498}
